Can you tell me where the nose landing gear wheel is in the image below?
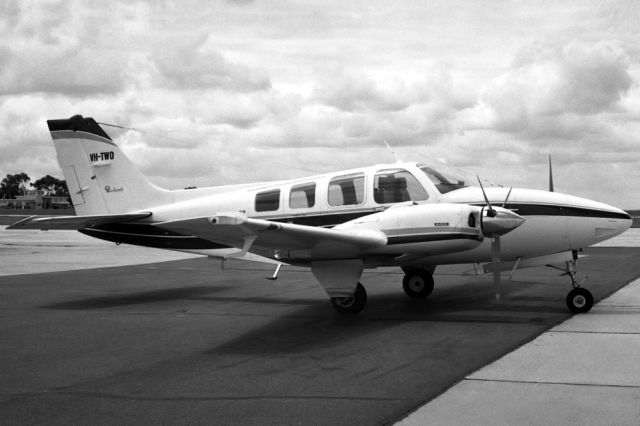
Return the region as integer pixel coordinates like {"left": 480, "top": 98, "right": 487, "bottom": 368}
{"left": 331, "top": 282, "right": 367, "bottom": 314}
{"left": 402, "top": 269, "right": 434, "bottom": 298}
{"left": 566, "top": 287, "right": 593, "bottom": 314}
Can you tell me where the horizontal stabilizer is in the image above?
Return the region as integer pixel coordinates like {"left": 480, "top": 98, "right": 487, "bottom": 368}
{"left": 7, "top": 212, "right": 152, "bottom": 230}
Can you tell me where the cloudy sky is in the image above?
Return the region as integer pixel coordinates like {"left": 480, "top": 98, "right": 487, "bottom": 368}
{"left": 1, "top": 0, "right": 639, "bottom": 208}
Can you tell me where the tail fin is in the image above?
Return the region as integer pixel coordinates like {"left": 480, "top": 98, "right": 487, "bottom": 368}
{"left": 48, "top": 115, "right": 173, "bottom": 215}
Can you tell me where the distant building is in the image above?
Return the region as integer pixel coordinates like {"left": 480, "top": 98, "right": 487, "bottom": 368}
{"left": 10, "top": 190, "right": 70, "bottom": 209}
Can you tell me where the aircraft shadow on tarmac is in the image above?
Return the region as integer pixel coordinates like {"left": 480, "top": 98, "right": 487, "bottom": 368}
{"left": 40, "top": 285, "right": 232, "bottom": 310}
{"left": 202, "top": 278, "right": 573, "bottom": 357}
{"left": 39, "top": 278, "right": 568, "bottom": 315}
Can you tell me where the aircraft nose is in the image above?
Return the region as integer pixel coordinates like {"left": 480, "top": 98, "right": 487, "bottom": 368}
{"left": 608, "top": 205, "right": 633, "bottom": 234}
{"left": 481, "top": 206, "right": 525, "bottom": 238}
{"left": 564, "top": 196, "right": 632, "bottom": 246}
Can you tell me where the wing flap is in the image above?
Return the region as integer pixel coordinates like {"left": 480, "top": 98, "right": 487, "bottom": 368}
{"left": 6, "top": 212, "right": 152, "bottom": 230}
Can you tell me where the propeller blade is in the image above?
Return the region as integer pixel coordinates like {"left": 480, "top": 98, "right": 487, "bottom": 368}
{"left": 492, "top": 237, "right": 501, "bottom": 300}
{"left": 477, "top": 176, "right": 496, "bottom": 217}
{"left": 502, "top": 187, "right": 513, "bottom": 208}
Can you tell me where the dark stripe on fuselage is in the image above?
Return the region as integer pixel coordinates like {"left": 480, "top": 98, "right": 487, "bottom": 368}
{"left": 271, "top": 211, "right": 376, "bottom": 227}
{"left": 387, "top": 233, "right": 482, "bottom": 245}
{"left": 471, "top": 203, "right": 631, "bottom": 220}
{"left": 270, "top": 203, "right": 630, "bottom": 226}
{"left": 80, "top": 223, "right": 231, "bottom": 250}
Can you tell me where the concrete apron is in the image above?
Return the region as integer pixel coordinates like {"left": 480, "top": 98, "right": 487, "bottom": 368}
{"left": 0, "top": 226, "right": 200, "bottom": 276}
{"left": 398, "top": 277, "right": 640, "bottom": 426}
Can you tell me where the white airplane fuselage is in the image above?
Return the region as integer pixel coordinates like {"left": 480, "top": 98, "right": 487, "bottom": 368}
{"left": 80, "top": 161, "right": 631, "bottom": 268}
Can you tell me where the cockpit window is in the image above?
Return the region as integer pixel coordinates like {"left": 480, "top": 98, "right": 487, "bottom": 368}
{"left": 419, "top": 165, "right": 470, "bottom": 194}
{"left": 374, "top": 169, "right": 428, "bottom": 204}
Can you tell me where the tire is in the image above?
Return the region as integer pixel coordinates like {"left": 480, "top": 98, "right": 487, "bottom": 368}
{"left": 331, "top": 283, "right": 367, "bottom": 314}
{"left": 402, "top": 269, "right": 434, "bottom": 298}
{"left": 566, "top": 287, "right": 594, "bottom": 314}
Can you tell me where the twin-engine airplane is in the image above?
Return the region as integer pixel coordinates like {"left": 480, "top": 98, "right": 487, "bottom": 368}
{"left": 8, "top": 115, "right": 632, "bottom": 314}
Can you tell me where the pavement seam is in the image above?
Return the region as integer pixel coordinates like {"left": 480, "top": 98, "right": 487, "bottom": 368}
{"left": 551, "top": 330, "right": 640, "bottom": 335}
{"left": 0, "top": 391, "right": 404, "bottom": 402}
{"left": 464, "top": 377, "right": 640, "bottom": 389}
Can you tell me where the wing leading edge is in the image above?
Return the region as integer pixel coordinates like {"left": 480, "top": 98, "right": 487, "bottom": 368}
{"left": 154, "top": 214, "right": 388, "bottom": 260}
{"left": 7, "top": 212, "right": 152, "bottom": 230}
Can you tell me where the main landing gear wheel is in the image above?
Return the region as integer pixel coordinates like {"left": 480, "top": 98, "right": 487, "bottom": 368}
{"left": 566, "top": 287, "right": 593, "bottom": 314}
{"left": 402, "top": 269, "right": 434, "bottom": 298}
{"left": 331, "top": 283, "right": 367, "bottom": 314}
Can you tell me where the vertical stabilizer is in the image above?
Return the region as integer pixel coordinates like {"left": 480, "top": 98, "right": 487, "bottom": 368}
{"left": 48, "top": 115, "right": 173, "bottom": 215}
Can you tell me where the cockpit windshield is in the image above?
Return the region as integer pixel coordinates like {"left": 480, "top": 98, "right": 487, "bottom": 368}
{"left": 418, "top": 163, "right": 472, "bottom": 194}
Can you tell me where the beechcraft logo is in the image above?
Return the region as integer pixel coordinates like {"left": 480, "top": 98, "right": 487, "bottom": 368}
{"left": 89, "top": 151, "right": 114, "bottom": 162}
{"left": 104, "top": 185, "right": 124, "bottom": 193}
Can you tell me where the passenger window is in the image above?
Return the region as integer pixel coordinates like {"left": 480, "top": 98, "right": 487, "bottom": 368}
{"left": 255, "top": 189, "right": 280, "bottom": 212}
{"left": 374, "top": 169, "right": 428, "bottom": 204}
{"left": 289, "top": 183, "right": 316, "bottom": 209}
{"left": 328, "top": 173, "right": 365, "bottom": 206}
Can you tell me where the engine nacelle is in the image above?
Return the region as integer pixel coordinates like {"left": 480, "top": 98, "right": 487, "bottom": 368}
{"left": 337, "top": 203, "right": 485, "bottom": 256}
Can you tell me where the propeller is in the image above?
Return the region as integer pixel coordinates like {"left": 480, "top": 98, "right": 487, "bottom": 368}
{"left": 476, "top": 177, "right": 524, "bottom": 300}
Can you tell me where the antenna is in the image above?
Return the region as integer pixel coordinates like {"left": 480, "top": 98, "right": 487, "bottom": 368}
{"left": 383, "top": 140, "right": 403, "bottom": 163}
{"left": 548, "top": 154, "right": 554, "bottom": 192}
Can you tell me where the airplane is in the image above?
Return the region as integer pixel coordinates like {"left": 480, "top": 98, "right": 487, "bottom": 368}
{"left": 8, "top": 115, "right": 632, "bottom": 314}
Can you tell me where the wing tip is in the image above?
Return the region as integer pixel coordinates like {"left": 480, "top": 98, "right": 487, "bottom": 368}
{"left": 6, "top": 215, "right": 39, "bottom": 230}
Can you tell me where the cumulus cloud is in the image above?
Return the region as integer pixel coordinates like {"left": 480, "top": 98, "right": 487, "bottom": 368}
{"left": 469, "top": 40, "right": 633, "bottom": 135}
{"left": 152, "top": 35, "right": 271, "bottom": 93}
{"left": 312, "top": 70, "right": 430, "bottom": 112}
{"left": 306, "top": 65, "right": 476, "bottom": 146}
{"left": 0, "top": 0, "right": 151, "bottom": 96}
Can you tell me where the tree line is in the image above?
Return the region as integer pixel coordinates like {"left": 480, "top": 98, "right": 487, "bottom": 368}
{"left": 0, "top": 173, "right": 70, "bottom": 199}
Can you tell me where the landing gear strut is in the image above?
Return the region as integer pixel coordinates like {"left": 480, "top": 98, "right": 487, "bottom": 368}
{"left": 549, "top": 254, "right": 593, "bottom": 314}
{"left": 330, "top": 283, "right": 367, "bottom": 314}
{"left": 402, "top": 268, "right": 434, "bottom": 298}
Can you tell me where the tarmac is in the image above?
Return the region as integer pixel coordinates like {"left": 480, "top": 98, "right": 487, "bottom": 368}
{"left": 1, "top": 226, "right": 639, "bottom": 425}
{"left": 398, "top": 277, "right": 640, "bottom": 425}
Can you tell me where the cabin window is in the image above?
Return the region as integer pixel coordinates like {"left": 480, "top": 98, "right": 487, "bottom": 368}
{"left": 374, "top": 169, "right": 429, "bottom": 204}
{"left": 290, "top": 182, "right": 316, "bottom": 209}
{"left": 255, "top": 189, "right": 280, "bottom": 212}
{"left": 328, "top": 173, "right": 365, "bottom": 206}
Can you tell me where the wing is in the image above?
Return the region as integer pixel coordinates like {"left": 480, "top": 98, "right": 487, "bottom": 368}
{"left": 7, "top": 212, "right": 152, "bottom": 230}
{"left": 154, "top": 214, "right": 387, "bottom": 260}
